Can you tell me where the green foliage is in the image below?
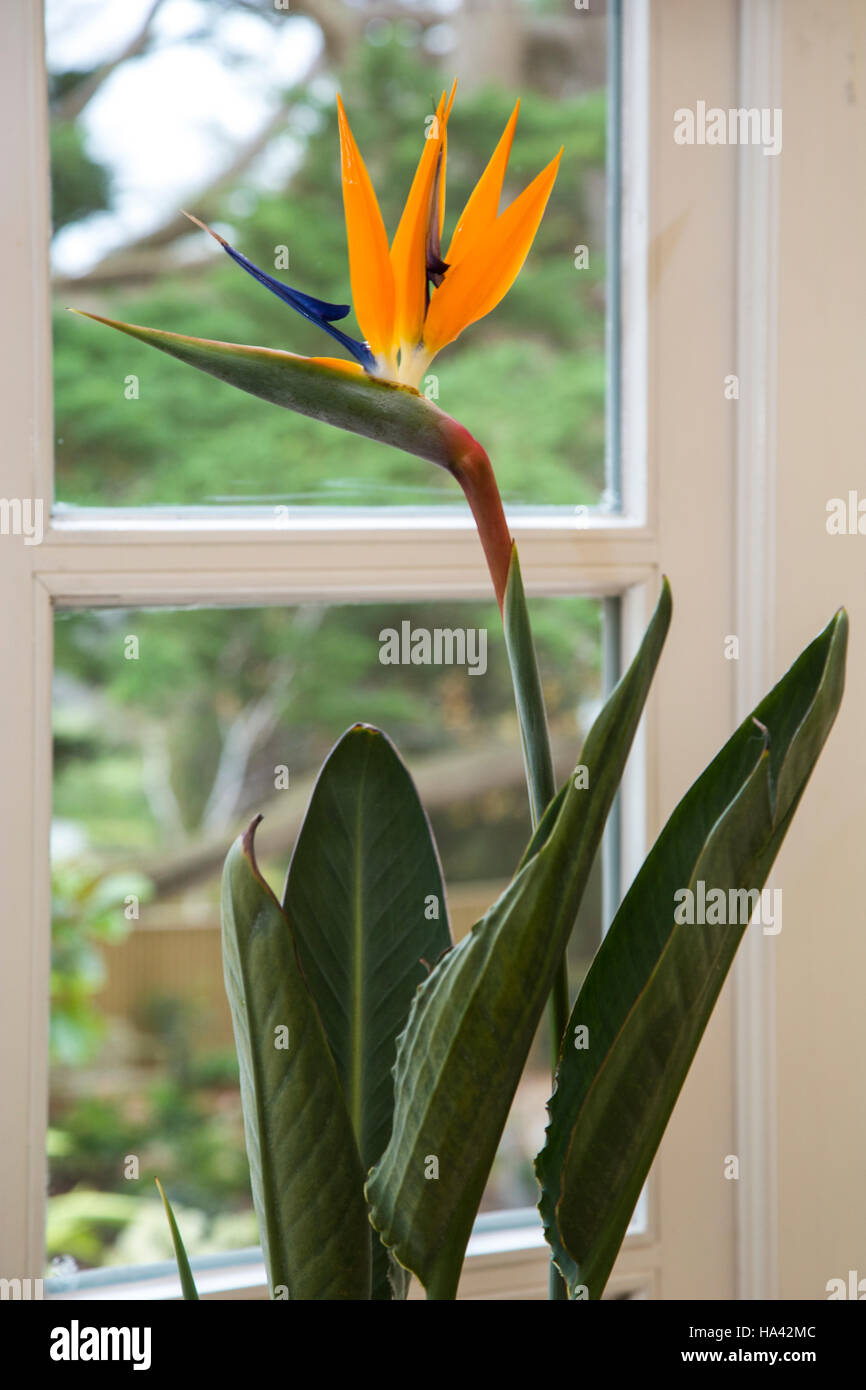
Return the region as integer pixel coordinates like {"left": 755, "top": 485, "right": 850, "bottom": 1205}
{"left": 51, "top": 860, "right": 152, "bottom": 1065}
{"left": 50, "top": 121, "right": 111, "bottom": 233}
{"left": 156, "top": 1179, "right": 200, "bottom": 1300}
{"left": 365, "top": 580, "right": 671, "bottom": 1298}
{"left": 503, "top": 546, "right": 557, "bottom": 824}
{"left": 53, "top": 596, "right": 600, "bottom": 864}
{"left": 208, "top": 587, "right": 844, "bottom": 1301}
{"left": 49, "top": 1075, "right": 249, "bottom": 1217}
{"left": 222, "top": 822, "right": 371, "bottom": 1299}
{"left": 47, "top": 1190, "right": 145, "bottom": 1269}
{"left": 47, "top": 1054, "right": 254, "bottom": 1271}
{"left": 283, "top": 726, "right": 452, "bottom": 1299}
{"left": 537, "top": 609, "right": 848, "bottom": 1299}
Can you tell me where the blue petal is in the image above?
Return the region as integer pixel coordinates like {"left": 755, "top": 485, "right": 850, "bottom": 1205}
{"left": 184, "top": 214, "right": 375, "bottom": 370}
{"left": 219, "top": 241, "right": 375, "bottom": 370}
{"left": 220, "top": 241, "right": 350, "bottom": 321}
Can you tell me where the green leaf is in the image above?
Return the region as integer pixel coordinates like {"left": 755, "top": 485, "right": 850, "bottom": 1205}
{"left": 502, "top": 544, "right": 556, "bottom": 825}
{"left": 283, "top": 724, "right": 452, "bottom": 1300}
{"left": 504, "top": 542, "right": 571, "bottom": 1201}
{"left": 537, "top": 608, "right": 848, "bottom": 1299}
{"left": 71, "top": 312, "right": 467, "bottom": 470}
{"left": 366, "top": 579, "right": 672, "bottom": 1299}
{"left": 155, "top": 1179, "right": 199, "bottom": 1301}
{"left": 221, "top": 819, "right": 371, "bottom": 1299}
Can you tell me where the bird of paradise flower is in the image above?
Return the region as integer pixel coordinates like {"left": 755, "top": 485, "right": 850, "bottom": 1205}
{"left": 73, "top": 83, "right": 562, "bottom": 613}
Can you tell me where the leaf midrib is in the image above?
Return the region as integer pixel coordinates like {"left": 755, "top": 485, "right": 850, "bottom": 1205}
{"left": 351, "top": 776, "right": 365, "bottom": 1142}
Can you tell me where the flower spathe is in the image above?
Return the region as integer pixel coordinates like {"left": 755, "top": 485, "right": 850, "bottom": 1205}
{"left": 187, "top": 85, "right": 562, "bottom": 388}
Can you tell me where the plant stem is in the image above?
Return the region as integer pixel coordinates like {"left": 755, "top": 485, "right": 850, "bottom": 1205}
{"left": 499, "top": 546, "right": 570, "bottom": 1302}
{"left": 447, "top": 431, "right": 570, "bottom": 1300}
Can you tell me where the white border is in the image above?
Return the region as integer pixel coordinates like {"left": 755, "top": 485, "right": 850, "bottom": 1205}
{"left": 620, "top": 0, "right": 650, "bottom": 529}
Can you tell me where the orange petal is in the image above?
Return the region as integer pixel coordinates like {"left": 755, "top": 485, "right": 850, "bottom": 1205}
{"left": 390, "top": 81, "right": 456, "bottom": 352}
{"left": 424, "top": 148, "right": 563, "bottom": 356}
{"left": 307, "top": 356, "right": 366, "bottom": 375}
{"left": 444, "top": 100, "right": 520, "bottom": 268}
{"left": 336, "top": 94, "right": 395, "bottom": 360}
{"left": 439, "top": 81, "right": 457, "bottom": 241}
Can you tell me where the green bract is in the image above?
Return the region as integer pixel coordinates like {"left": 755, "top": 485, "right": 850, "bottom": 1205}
{"left": 72, "top": 313, "right": 468, "bottom": 471}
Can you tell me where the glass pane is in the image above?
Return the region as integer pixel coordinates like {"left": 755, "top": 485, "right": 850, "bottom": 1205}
{"left": 47, "top": 0, "right": 613, "bottom": 511}
{"left": 49, "top": 595, "right": 603, "bottom": 1275}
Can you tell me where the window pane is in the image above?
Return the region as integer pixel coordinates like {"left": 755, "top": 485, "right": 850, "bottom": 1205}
{"left": 47, "top": 0, "right": 613, "bottom": 511}
{"left": 49, "top": 595, "right": 603, "bottom": 1273}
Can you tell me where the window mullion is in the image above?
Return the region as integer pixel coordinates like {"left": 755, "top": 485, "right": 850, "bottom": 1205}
{"left": 35, "top": 523, "right": 658, "bottom": 609}
{"left": 0, "top": 0, "right": 55, "bottom": 1280}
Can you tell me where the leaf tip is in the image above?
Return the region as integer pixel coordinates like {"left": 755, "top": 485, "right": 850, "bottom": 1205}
{"left": 182, "top": 209, "right": 227, "bottom": 247}
{"left": 241, "top": 813, "right": 264, "bottom": 866}
{"left": 750, "top": 716, "right": 770, "bottom": 754}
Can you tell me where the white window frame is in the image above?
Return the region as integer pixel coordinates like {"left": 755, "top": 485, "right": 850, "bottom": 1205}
{"left": 0, "top": 0, "right": 785, "bottom": 1300}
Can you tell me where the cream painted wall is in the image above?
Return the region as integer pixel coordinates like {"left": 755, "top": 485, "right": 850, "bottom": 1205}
{"left": 774, "top": 0, "right": 866, "bottom": 1299}
{"left": 639, "top": 0, "right": 866, "bottom": 1300}
{"left": 647, "top": 0, "right": 741, "bottom": 1301}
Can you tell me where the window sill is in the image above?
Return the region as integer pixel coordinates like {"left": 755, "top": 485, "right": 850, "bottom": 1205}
{"left": 44, "top": 1207, "right": 650, "bottom": 1302}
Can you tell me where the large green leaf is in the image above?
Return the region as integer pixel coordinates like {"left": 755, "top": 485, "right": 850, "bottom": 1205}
{"left": 537, "top": 609, "right": 848, "bottom": 1299}
{"left": 221, "top": 819, "right": 371, "bottom": 1299}
{"left": 283, "top": 724, "right": 452, "bottom": 1300}
{"left": 366, "top": 579, "right": 672, "bottom": 1299}
{"left": 71, "top": 312, "right": 468, "bottom": 470}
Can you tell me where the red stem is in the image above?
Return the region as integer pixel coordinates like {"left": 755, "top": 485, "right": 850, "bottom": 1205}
{"left": 446, "top": 428, "right": 513, "bottom": 613}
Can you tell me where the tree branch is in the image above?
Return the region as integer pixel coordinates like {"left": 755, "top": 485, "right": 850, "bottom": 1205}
{"left": 201, "top": 668, "right": 295, "bottom": 834}
{"left": 139, "top": 724, "right": 188, "bottom": 844}
{"left": 53, "top": 0, "right": 169, "bottom": 124}
{"left": 54, "top": 58, "right": 324, "bottom": 292}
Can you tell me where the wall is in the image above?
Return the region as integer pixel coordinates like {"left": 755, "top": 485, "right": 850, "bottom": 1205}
{"left": 774, "top": 0, "right": 866, "bottom": 1300}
